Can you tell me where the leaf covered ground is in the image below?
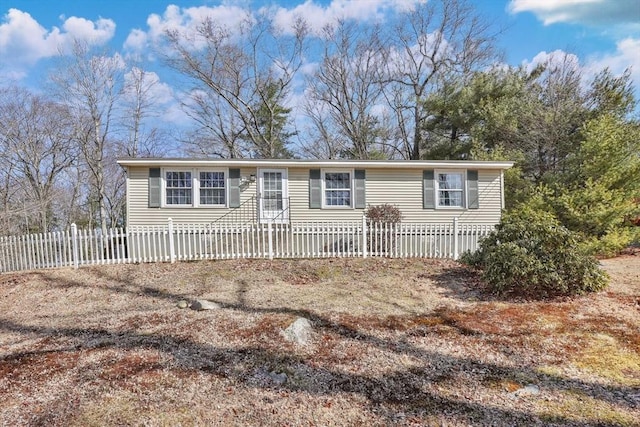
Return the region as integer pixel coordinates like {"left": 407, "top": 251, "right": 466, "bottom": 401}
{"left": 1, "top": 256, "right": 639, "bottom": 426}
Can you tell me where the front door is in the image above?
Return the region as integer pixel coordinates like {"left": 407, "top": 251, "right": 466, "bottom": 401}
{"left": 258, "top": 169, "right": 289, "bottom": 223}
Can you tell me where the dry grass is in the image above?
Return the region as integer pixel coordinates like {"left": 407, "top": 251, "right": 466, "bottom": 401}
{"left": 1, "top": 256, "right": 639, "bottom": 426}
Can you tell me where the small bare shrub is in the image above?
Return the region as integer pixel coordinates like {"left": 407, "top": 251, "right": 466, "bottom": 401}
{"left": 365, "top": 204, "right": 402, "bottom": 255}
{"left": 365, "top": 204, "right": 403, "bottom": 224}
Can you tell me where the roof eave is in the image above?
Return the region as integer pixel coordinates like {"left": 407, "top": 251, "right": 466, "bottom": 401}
{"left": 116, "top": 158, "right": 514, "bottom": 170}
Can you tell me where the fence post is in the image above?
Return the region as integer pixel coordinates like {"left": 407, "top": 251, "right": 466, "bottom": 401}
{"left": 71, "top": 223, "right": 79, "bottom": 269}
{"left": 168, "top": 218, "right": 176, "bottom": 263}
{"left": 453, "top": 217, "right": 459, "bottom": 260}
{"left": 361, "top": 215, "right": 368, "bottom": 258}
{"left": 267, "top": 220, "right": 274, "bottom": 260}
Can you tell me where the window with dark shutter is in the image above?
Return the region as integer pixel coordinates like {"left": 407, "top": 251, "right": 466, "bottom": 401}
{"left": 423, "top": 170, "right": 435, "bottom": 209}
{"left": 354, "top": 169, "right": 366, "bottom": 209}
{"left": 309, "top": 169, "right": 322, "bottom": 209}
{"left": 228, "top": 168, "right": 241, "bottom": 208}
{"left": 467, "top": 170, "right": 479, "bottom": 209}
{"left": 148, "top": 168, "right": 161, "bottom": 208}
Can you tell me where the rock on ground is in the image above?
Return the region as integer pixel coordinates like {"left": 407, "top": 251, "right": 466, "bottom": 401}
{"left": 282, "top": 317, "right": 313, "bottom": 345}
{"left": 190, "top": 299, "right": 222, "bottom": 311}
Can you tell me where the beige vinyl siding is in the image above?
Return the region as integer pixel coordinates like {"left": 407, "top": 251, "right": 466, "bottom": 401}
{"left": 287, "top": 168, "right": 502, "bottom": 224}
{"left": 126, "top": 166, "right": 258, "bottom": 226}
{"left": 126, "top": 166, "right": 504, "bottom": 226}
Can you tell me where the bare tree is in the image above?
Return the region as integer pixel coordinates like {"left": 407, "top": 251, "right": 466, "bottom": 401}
{"left": 381, "top": 0, "right": 498, "bottom": 159}
{"left": 0, "top": 148, "right": 22, "bottom": 234}
{"left": 120, "top": 66, "right": 169, "bottom": 157}
{"left": 299, "top": 99, "right": 346, "bottom": 159}
{"left": 103, "top": 146, "right": 127, "bottom": 227}
{"left": 304, "top": 21, "right": 396, "bottom": 159}
{"left": 55, "top": 165, "right": 88, "bottom": 229}
{"left": 50, "top": 40, "right": 124, "bottom": 237}
{"left": 0, "top": 86, "right": 77, "bottom": 232}
{"left": 164, "top": 10, "right": 307, "bottom": 158}
{"left": 180, "top": 89, "right": 247, "bottom": 158}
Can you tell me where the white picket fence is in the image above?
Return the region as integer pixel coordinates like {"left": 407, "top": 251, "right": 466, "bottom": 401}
{"left": 0, "top": 218, "right": 494, "bottom": 273}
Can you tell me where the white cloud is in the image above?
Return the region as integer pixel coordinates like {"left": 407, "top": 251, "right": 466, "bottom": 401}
{"left": 161, "top": 101, "right": 191, "bottom": 126}
{"left": 62, "top": 16, "right": 114, "bottom": 43}
{"left": 123, "top": 68, "right": 173, "bottom": 104}
{"left": 124, "top": 4, "right": 249, "bottom": 56}
{"left": 272, "top": 0, "right": 424, "bottom": 35}
{"left": 0, "top": 8, "right": 115, "bottom": 67}
{"left": 120, "top": 67, "right": 190, "bottom": 127}
{"left": 124, "top": 29, "right": 147, "bottom": 52}
{"left": 585, "top": 38, "right": 640, "bottom": 87}
{"left": 510, "top": 0, "right": 639, "bottom": 101}
{"left": 123, "top": 0, "right": 426, "bottom": 57}
{"left": 300, "top": 61, "right": 319, "bottom": 76}
{"left": 123, "top": 29, "right": 150, "bottom": 61}
{"left": 522, "top": 49, "right": 581, "bottom": 74}
{"left": 508, "top": 0, "right": 640, "bottom": 26}
{"left": 521, "top": 45, "right": 639, "bottom": 102}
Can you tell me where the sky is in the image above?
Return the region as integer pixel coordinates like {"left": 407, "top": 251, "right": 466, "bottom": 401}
{"left": 1, "top": 0, "right": 639, "bottom": 129}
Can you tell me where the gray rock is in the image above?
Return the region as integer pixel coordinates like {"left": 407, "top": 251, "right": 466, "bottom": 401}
{"left": 250, "top": 367, "right": 288, "bottom": 387}
{"left": 268, "top": 371, "right": 287, "bottom": 385}
{"left": 509, "top": 384, "right": 540, "bottom": 399}
{"left": 176, "top": 300, "right": 189, "bottom": 309}
{"left": 282, "top": 317, "right": 313, "bottom": 345}
{"left": 190, "top": 299, "right": 221, "bottom": 311}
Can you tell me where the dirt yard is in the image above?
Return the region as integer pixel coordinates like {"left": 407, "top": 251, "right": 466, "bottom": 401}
{"left": 1, "top": 256, "right": 639, "bottom": 426}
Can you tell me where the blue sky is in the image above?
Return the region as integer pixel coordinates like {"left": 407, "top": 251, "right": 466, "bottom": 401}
{"left": 1, "top": 0, "right": 639, "bottom": 125}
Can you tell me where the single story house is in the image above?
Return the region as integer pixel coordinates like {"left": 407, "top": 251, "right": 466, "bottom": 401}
{"left": 116, "top": 158, "right": 514, "bottom": 227}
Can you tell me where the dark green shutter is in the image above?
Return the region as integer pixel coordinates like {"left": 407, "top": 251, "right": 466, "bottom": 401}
{"left": 228, "top": 168, "right": 241, "bottom": 208}
{"left": 148, "top": 168, "right": 161, "bottom": 208}
{"left": 423, "top": 170, "right": 435, "bottom": 209}
{"left": 467, "top": 170, "right": 479, "bottom": 209}
{"left": 309, "top": 169, "right": 321, "bottom": 209}
{"left": 354, "top": 169, "right": 366, "bottom": 209}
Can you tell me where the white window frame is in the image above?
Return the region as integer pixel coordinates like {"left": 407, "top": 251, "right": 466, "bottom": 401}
{"left": 197, "top": 169, "right": 228, "bottom": 208}
{"left": 163, "top": 169, "right": 194, "bottom": 207}
{"left": 435, "top": 170, "right": 466, "bottom": 209}
{"left": 321, "top": 169, "right": 354, "bottom": 209}
{"left": 258, "top": 168, "right": 289, "bottom": 223}
{"left": 161, "top": 168, "right": 228, "bottom": 208}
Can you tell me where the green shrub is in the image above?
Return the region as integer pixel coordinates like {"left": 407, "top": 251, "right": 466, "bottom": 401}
{"left": 580, "top": 227, "right": 639, "bottom": 259}
{"left": 552, "top": 179, "right": 638, "bottom": 256}
{"left": 461, "top": 210, "right": 609, "bottom": 298}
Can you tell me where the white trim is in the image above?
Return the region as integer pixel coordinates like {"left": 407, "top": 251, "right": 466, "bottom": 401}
{"left": 500, "top": 169, "right": 505, "bottom": 211}
{"left": 125, "top": 166, "right": 131, "bottom": 228}
{"left": 321, "top": 168, "right": 354, "bottom": 209}
{"left": 162, "top": 168, "right": 194, "bottom": 208}
{"left": 161, "top": 167, "right": 229, "bottom": 208}
{"left": 120, "top": 158, "right": 514, "bottom": 170}
{"left": 258, "top": 168, "right": 289, "bottom": 223}
{"left": 196, "top": 168, "right": 228, "bottom": 208}
{"left": 435, "top": 170, "right": 466, "bottom": 209}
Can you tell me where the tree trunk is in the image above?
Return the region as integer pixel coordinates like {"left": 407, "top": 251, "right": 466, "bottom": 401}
{"left": 412, "top": 104, "right": 421, "bottom": 160}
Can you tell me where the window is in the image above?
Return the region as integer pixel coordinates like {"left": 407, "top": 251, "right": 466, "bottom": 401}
{"left": 199, "top": 171, "right": 226, "bottom": 206}
{"left": 262, "top": 171, "right": 284, "bottom": 211}
{"left": 324, "top": 171, "right": 352, "bottom": 207}
{"left": 437, "top": 172, "right": 464, "bottom": 207}
{"left": 162, "top": 169, "right": 227, "bottom": 207}
{"left": 165, "top": 171, "right": 192, "bottom": 205}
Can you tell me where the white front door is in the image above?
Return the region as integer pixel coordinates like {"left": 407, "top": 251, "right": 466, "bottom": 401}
{"left": 258, "top": 169, "right": 289, "bottom": 223}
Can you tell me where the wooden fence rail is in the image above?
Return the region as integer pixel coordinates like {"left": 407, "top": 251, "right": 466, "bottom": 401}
{"left": 0, "top": 218, "right": 494, "bottom": 273}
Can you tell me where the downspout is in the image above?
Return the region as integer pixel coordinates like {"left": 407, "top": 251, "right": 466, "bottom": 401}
{"left": 500, "top": 169, "right": 505, "bottom": 212}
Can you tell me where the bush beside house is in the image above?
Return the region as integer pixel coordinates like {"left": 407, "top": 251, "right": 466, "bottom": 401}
{"left": 461, "top": 209, "right": 609, "bottom": 299}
